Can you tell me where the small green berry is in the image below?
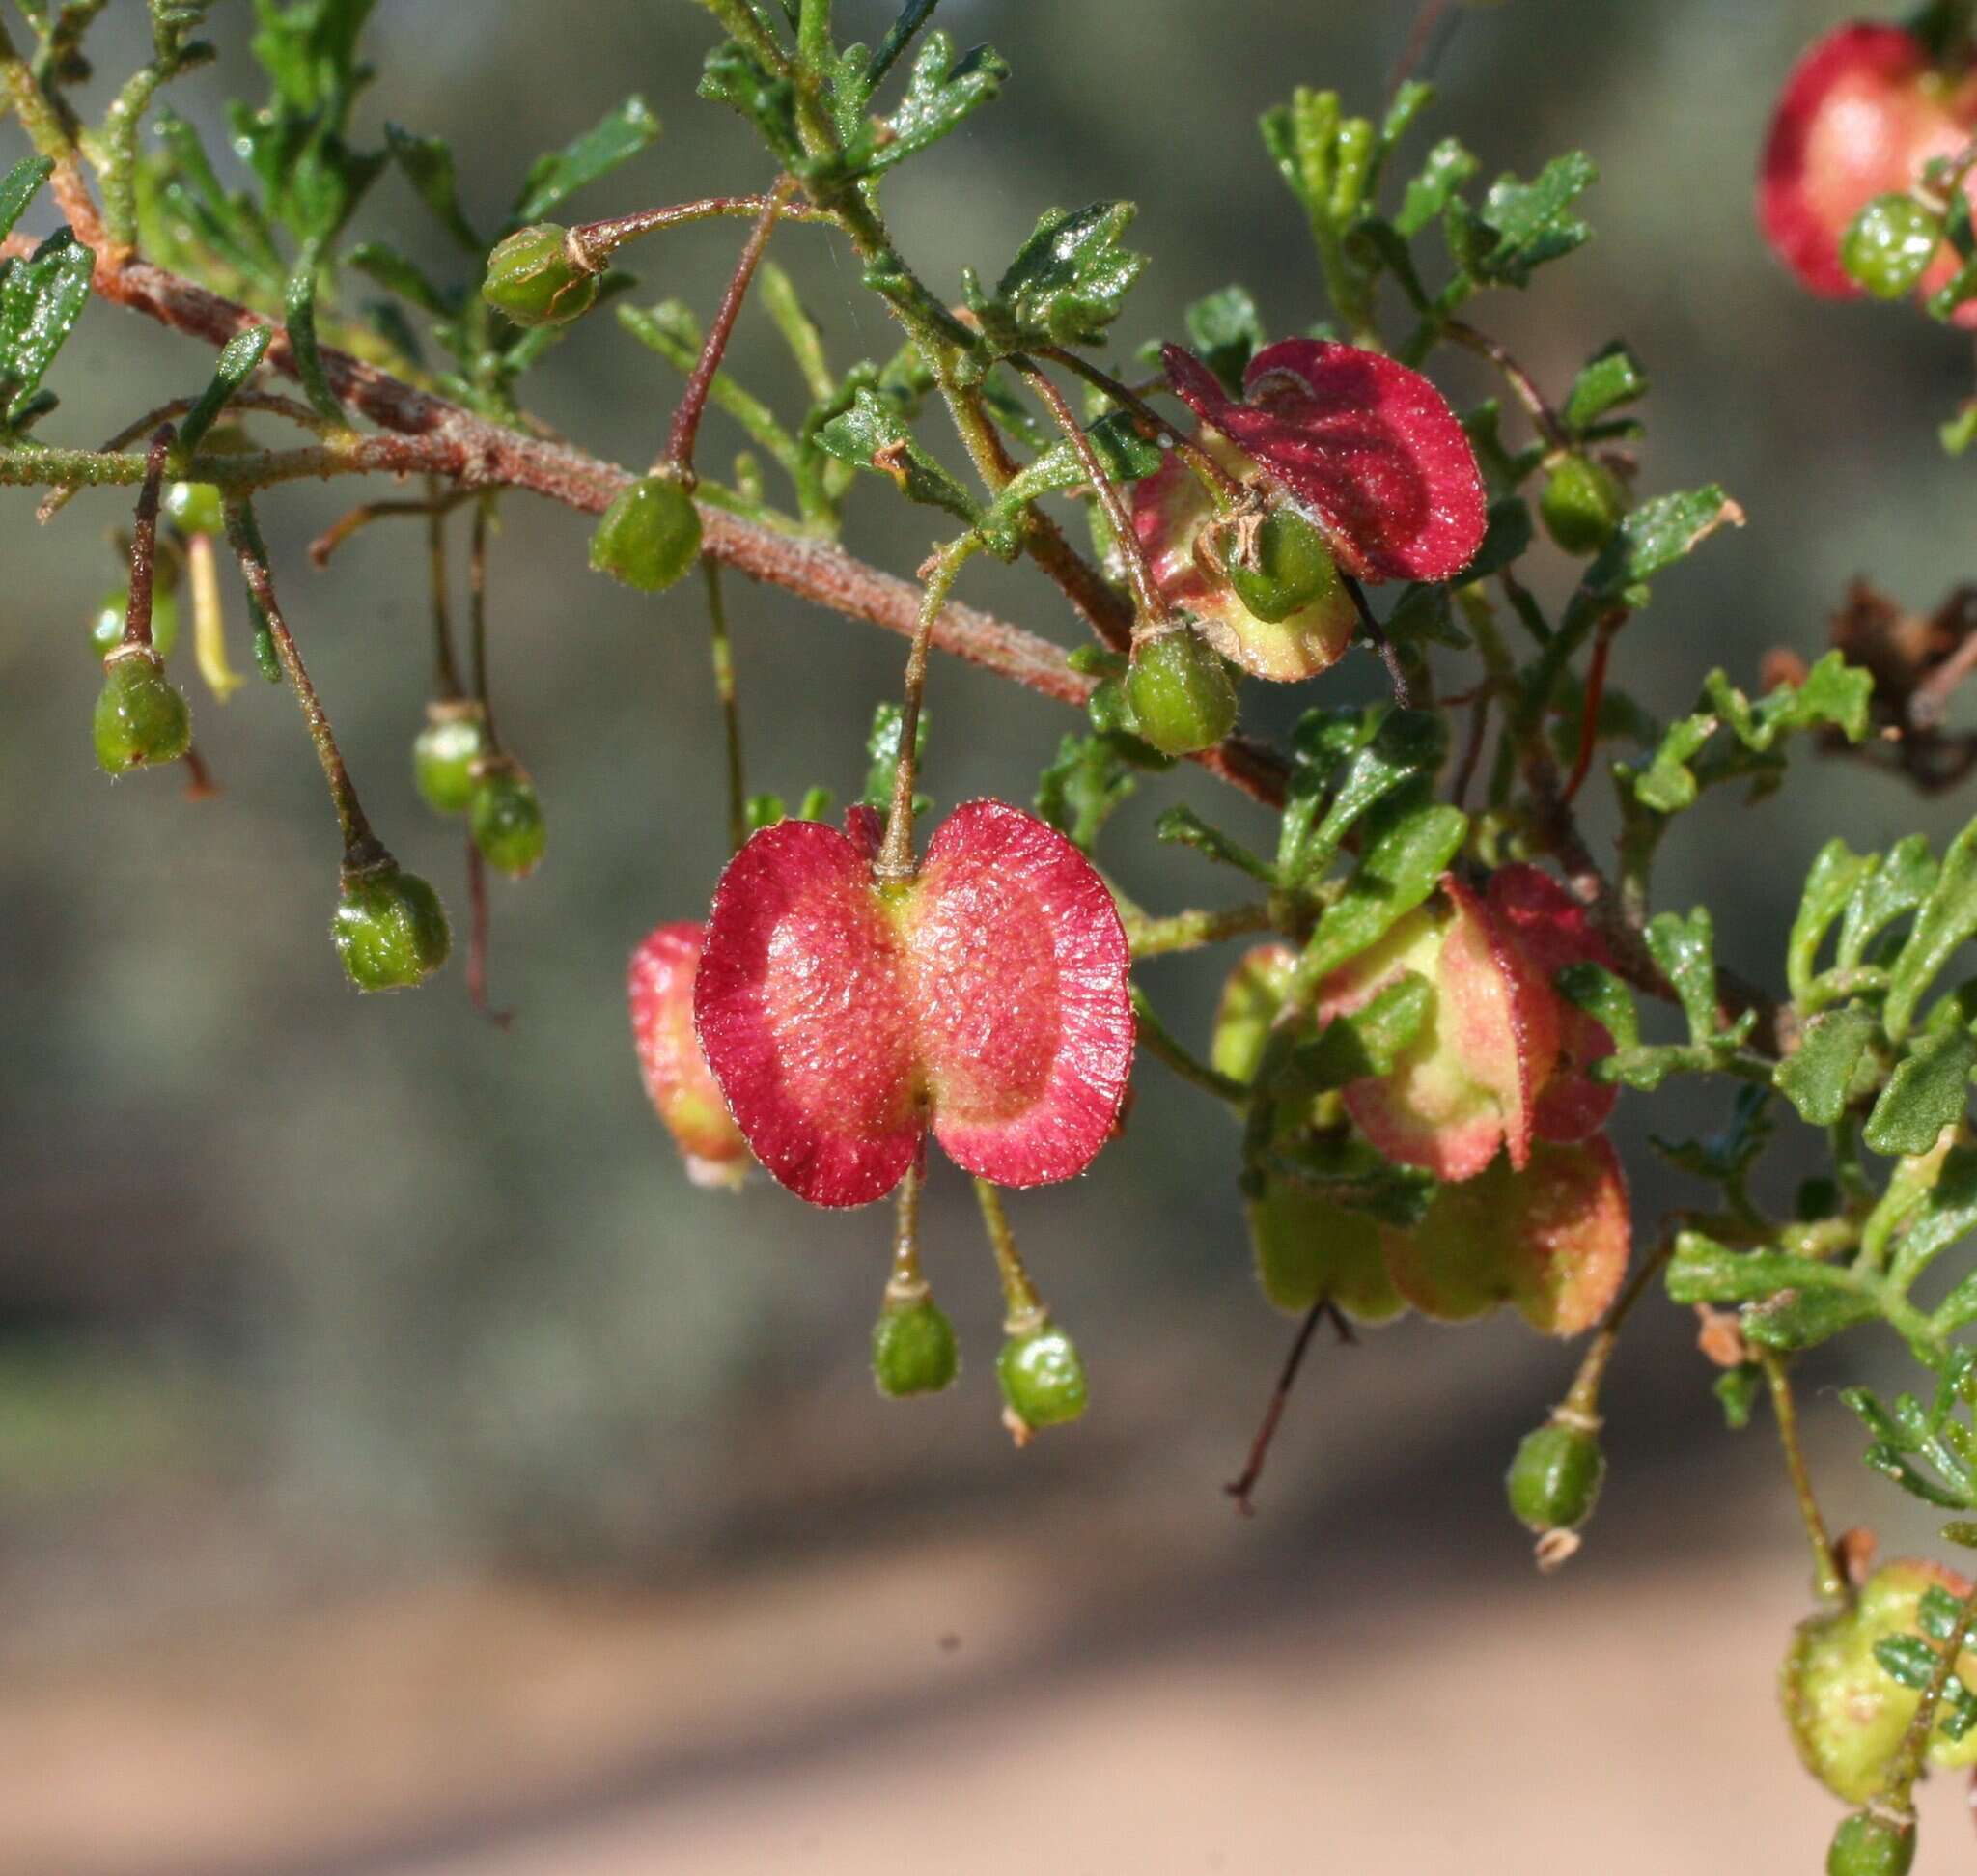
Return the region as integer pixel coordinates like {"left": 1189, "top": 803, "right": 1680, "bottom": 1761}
{"left": 412, "top": 701, "right": 490, "bottom": 816}
{"left": 92, "top": 585, "right": 178, "bottom": 660}
{"left": 1220, "top": 508, "right": 1342, "bottom": 624}
{"left": 1506, "top": 1418, "right": 1605, "bottom": 1533}
{"left": 469, "top": 759, "right": 547, "bottom": 878}
{"left": 996, "top": 1322, "right": 1088, "bottom": 1432}
{"left": 1124, "top": 627, "right": 1238, "bottom": 756}
{"left": 590, "top": 476, "right": 702, "bottom": 593}
{"left": 482, "top": 223, "right": 599, "bottom": 328}
{"left": 1842, "top": 194, "right": 1942, "bottom": 300}
{"left": 93, "top": 646, "right": 191, "bottom": 773}
{"left": 1826, "top": 1809, "right": 1916, "bottom": 1876}
{"left": 871, "top": 1295, "right": 961, "bottom": 1398}
{"left": 332, "top": 860, "right": 452, "bottom": 991}
{"left": 164, "top": 481, "right": 227, "bottom": 537}
{"left": 1539, "top": 457, "right": 1629, "bottom": 555}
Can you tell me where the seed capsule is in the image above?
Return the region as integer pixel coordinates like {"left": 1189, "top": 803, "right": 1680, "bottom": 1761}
{"left": 93, "top": 645, "right": 191, "bottom": 773}
{"left": 331, "top": 861, "right": 452, "bottom": 991}
{"left": 482, "top": 223, "right": 599, "bottom": 328}
{"left": 589, "top": 476, "right": 703, "bottom": 594}
{"left": 1125, "top": 627, "right": 1238, "bottom": 755}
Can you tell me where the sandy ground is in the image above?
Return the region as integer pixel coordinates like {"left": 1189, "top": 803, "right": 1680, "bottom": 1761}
{"left": 5, "top": 1463, "right": 1976, "bottom": 1876}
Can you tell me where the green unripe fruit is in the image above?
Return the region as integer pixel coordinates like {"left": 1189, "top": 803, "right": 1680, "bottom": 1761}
{"left": 1506, "top": 1418, "right": 1604, "bottom": 1533}
{"left": 1125, "top": 627, "right": 1238, "bottom": 756}
{"left": 1825, "top": 1810, "right": 1915, "bottom": 1876}
{"left": 93, "top": 646, "right": 191, "bottom": 773}
{"left": 590, "top": 476, "right": 702, "bottom": 593}
{"left": 1784, "top": 1559, "right": 1977, "bottom": 1803}
{"left": 1539, "top": 457, "right": 1629, "bottom": 555}
{"left": 469, "top": 760, "right": 547, "bottom": 877}
{"left": 996, "top": 1323, "right": 1088, "bottom": 1431}
{"left": 332, "top": 860, "right": 452, "bottom": 992}
{"left": 92, "top": 585, "right": 178, "bottom": 660}
{"left": 412, "top": 701, "right": 490, "bottom": 816}
{"left": 1842, "top": 194, "right": 1942, "bottom": 300}
{"left": 482, "top": 223, "right": 599, "bottom": 327}
{"left": 164, "top": 480, "right": 227, "bottom": 537}
{"left": 871, "top": 1295, "right": 961, "bottom": 1398}
{"left": 1220, "top": 509, "right": 1342, "bottom": 624}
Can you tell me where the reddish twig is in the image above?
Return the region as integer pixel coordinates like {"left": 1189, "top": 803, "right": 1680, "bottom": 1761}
{"left": 121, "top": 426, "right": 175, "bottom": 650}
{"left": 1224, "top": 1298, "right": 1353, "bottom": 1517}
{"left": 662, "top": 178, "right": 794, "bottom": 480}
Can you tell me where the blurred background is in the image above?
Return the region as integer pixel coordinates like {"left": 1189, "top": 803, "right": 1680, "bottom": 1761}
{"left": 7, "top": 0, "right": 1977, "bottom": 1868}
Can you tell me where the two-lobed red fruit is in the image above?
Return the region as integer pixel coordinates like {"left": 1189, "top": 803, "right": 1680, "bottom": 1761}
{"left": 1760, "top": 21, "right": 1977, "bottom": 322}
{"left": 628, "top": 920, "right": 752, "bottom": 1190}
{"left": 1131, "top": 339, "right": 1488, "bottom": 694}
{"left": 693, "top": 800, "right": 1133, "bottom": 1207}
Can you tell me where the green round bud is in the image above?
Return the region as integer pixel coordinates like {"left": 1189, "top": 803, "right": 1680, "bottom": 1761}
{"left": 332, "top": 861, "right": 452, "bottom": 992}
{"left": 92, "top": 585, "right": 178, "bottom": 660}
{"left": 997, "top": 1323, "right": 1088, "bottom": 1431}
{"left": 482, "top": 223, "right": 599, "bottom": 328}
{"left": 93, "top": 646, "right": 191, "bottom": 773}
{"left": 590, "top": 476, "right": 702, "bottom": 593}
{"left": 1506, "top": 1417, "right": 1605, "bottom": 1532}
{"left": 469, "top": 760, "right": 547, "bottom": 878}
{"left": 164, "top": 480, "right": 227, "bottom": 537}
{"left": 412, "top": 700, "right": 490, "bottom": 816}
{"left": 1125, "top": 627, "right": 1238, "bottom": 756}
{"left": 1539, "top": 457, "right": 1629, "bottom": 556}
{"left": 1842, "top": 194, "right": 1942, "bottom": 300}
{"left": 1826, "top": 1810, "right": 1916, "bottom": 1876}
{"left": 871, "top": 1296, "right": 961, "bottom": 1398}
{"left": 1220, "top": 509, "right": 1342, "bottom": 624}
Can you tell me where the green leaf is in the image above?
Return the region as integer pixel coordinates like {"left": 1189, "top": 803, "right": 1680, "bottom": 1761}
{"left": 1888, "top": 818, "right": 1977, "bottom": 1041}
{"left": 1894, "top": 1144, "right": 1977, "bottom": 1283}
{"left": 0, "top": 227, "right": 95, "bottom": 422}
{"left": 1283, "top": 706, "right": 1448, "bottom": 888}
{"left": 1776, "top": 1005, "right": 1880, "bottom": 1127}
{"left": 1563, "top": 339, "right": 1648, "bottom": 431}
{"left": 1586, "top": 484, "right": 1743, "bottom": 602}
{"left": 976, "top": 408, "right": 1165, "bottom": 553}
{"left": 1295, "top": 785, "right": 1467, "bottom": 988}
{"left": 513, "top": 96, "right": 660, "bottom": 227}
{"left": 1469, "top": 152, "right": 1598, "bottom": 286}
{"left": 1644, "top": 907, "right": 1718, "bottom": 1045}
{"left": 1466, "top": 496, "right": 1534, "bottom": 581}
{"left": 1651, "top": 1084, "right": 1776, "bottom": 1188}
{"left": 1555, "top": 962, "right": 1641, "bottom": 1051}
{"left": 0, "top": 157, "right": 53, "bottom": 245}
{"left": 384, "top": 124, "right": 480, "bottom": 252}
{"left": 1703, "top": 651, "right": 1872, "bottom": 751}
{"left": 1840, "top": 835, "right": 1938, "bottom": 972}
{"left": 815, "top": 387, "right": 978, "bottom": 525}
{"left": 178, "top": 322, "right": 274, "bottom": 453}
{"left": 1396, "top": 134, "right": 1477, "bottom": 238}
{"left": 970, "top": 202, "right": 1146, "bottom": 352}
{"left": 1183, "top": 285, "right": 1265, "bottom": 397}
{"left": 1035, "top": 732, "right": 1138, "bottom": 854}
{"left": 1664, "top": 1230, "right": 1851, "bottom": 1305}
{"left": 699, "top": 43, "right": 804, "bottom": 168}
{"left": 1744, "top": 1286, "right": 1880, "bottom": 1353}
{"left": 854, "top": 31, "right": 1007, "bottom": 176}
{"left": 1864, "top": 1026, "right": 1977, "bottom": 1155}
{"left": 1714, "top": 1365, "right": 1763, "bottom": 1431}
{"left": 865, "top": 0, "right": 940, "bottom": 89}
{"left": 1155, "top": 804, "right": 1277, "bottom": 883}
{"left": 1629, "top": 712, "right": 1713, "bottom": 814}
{"left": 1789, "top": 838, "right": 1875, "bottom": 1002}
{"left": 346, "top": 239, "right": 453, "bottom": 316}
{"left": 1290, "top": 973, "right": 1433, "bottom": 1094}
{"left": 1263, "top": 1132, "right": 1438, "bottom": 1230}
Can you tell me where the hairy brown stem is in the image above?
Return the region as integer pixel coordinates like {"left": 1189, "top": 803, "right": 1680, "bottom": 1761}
{"left": 119, "top": 425, "right": 173, "bottom": 650}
